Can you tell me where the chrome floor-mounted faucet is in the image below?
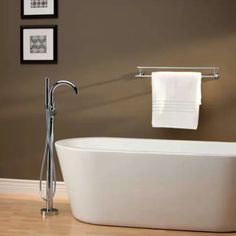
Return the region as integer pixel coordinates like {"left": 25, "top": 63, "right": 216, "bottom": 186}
{"left": 40, "top": 77, "right": 78, "bottom": 216}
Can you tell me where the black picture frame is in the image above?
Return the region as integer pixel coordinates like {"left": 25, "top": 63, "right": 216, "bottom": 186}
{"left": 21, "top": 0, "right": 58, "bottom": 19}
{"left": 20, "top": 25, "right": 57, "bottom": 64}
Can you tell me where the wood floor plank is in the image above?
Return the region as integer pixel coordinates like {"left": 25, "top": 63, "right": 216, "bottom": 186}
{"left": 0, "top": 194, "right": 235, "bottom": 236}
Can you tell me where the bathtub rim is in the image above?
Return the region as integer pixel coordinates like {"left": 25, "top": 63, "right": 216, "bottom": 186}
{"left": 55, "top": 137, "right": 236, "bottom": 157}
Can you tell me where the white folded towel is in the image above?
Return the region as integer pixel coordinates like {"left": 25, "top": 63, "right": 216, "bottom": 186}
{"left": 152, "top": 71, "right": 202, "bottom": 129}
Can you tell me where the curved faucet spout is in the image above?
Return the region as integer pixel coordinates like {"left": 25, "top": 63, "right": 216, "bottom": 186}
{"left": 48, "top": 80, "right": 78, "bottom": 110}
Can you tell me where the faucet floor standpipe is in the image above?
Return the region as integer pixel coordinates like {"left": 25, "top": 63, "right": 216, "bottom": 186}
{"left": 40, "top": 77, "right": 78, "bottom": 216}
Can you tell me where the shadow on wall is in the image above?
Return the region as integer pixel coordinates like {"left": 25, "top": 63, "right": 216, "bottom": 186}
{"left": 78, "top": 73, "right": 150, "bottom": 110}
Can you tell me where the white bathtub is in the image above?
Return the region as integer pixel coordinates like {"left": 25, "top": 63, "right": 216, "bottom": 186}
{"left": 55, "top": 137, "right": 236, "bottom": 232}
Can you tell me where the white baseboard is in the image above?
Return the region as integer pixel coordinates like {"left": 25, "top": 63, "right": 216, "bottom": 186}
{"left": 0, "top": 178, "right": 68, "bottom": 199}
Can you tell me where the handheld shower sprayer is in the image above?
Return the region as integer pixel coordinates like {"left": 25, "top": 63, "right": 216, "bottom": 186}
{"left": 40, "top": 77, "right": 78, "bottom": 216}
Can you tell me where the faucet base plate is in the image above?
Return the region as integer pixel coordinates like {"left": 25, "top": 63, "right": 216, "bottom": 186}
{"left": 41, "top": 208, "right": 58, "bottom": 217}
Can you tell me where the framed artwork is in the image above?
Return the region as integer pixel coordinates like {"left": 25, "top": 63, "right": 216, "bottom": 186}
{"left": 20, "top": 25, "right": 57, "bottom": 64}
{"left": 21, "top": 0, "right": 58, "bottom": 18}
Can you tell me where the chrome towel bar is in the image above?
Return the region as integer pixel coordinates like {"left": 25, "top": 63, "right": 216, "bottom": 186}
{"left": 135, "top": 66, "right": 220, "bottom": 80}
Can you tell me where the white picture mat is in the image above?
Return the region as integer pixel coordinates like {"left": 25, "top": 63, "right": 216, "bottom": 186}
{"left": 24, "top": 0, "right": 54, "bottom": 15}
{"left": 23, "top": 28, "right": 54, "bottom": 60}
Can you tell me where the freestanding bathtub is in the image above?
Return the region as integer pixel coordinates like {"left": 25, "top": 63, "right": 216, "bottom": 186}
{"left": 55, "top": 137, "right": 236, "bottom": 232}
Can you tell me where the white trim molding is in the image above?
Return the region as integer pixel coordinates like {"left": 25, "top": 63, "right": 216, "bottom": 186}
{"left": 0, "top": 178, "right": 68, "bottom": 199}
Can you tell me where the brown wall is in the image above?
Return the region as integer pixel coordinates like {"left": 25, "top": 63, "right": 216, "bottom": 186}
{"left": 0, "top": 0, "right": 236, "bottom": 180}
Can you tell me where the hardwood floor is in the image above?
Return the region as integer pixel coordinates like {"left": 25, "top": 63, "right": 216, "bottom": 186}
{"left": 0, "top": 194, "right": 235, "bottom": 236}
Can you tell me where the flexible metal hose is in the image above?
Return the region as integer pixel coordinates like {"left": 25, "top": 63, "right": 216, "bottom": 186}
{"left": 39, "top": 112, "right": 56, "bottom": 202}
